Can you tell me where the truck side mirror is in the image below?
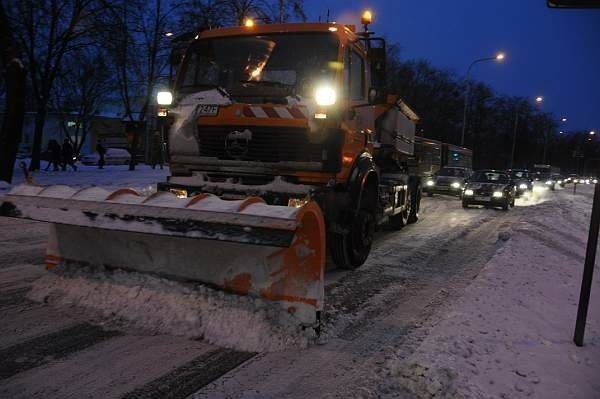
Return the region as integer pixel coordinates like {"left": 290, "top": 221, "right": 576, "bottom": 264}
{"left": 367, "top": 38, "right": 387, "bottom": 103}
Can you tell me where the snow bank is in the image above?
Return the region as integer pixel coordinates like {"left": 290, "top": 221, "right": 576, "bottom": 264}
{"left": 27, "top": 264, "right": 315, "bottom": 352}
{"left": 378, "top": 190, "right": 600, "bottom": 398}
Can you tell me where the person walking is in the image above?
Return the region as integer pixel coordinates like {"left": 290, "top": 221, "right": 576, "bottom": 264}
{"left": 44, "top": 139, "right": 61, "bottom": 171}
{"left": 96, "top": 140, "right": 106, "bottom": 169}
{"left": 61, "top": 139, "right": 77, "bottom": 171}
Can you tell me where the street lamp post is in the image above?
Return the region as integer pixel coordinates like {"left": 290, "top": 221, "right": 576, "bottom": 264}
{"left": 509, "top": 96, "right": 544, "bottom": 169}
{"left": 460, "top": 52, "right": 505, "bottom": 147}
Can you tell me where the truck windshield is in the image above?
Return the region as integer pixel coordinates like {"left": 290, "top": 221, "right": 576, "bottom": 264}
{"left": 178, "top": 33, "right": 339, "bottom": 99}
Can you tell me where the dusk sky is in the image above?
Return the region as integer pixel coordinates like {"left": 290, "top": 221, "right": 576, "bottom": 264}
{"left": 303, "top": 0, "right": 600, "bottom": 132}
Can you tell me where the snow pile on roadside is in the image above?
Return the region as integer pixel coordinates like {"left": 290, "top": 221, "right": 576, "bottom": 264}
{"left": 28, "top": 264, "right": 315, "bottom": 352}
{"left": 378, "top": 194, "right": 600, "bottom": 398}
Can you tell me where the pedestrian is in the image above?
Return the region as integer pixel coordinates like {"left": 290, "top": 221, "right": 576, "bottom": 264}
{"left": 61, "top": 138, "right": 77, "bottom": 171}
{"left": 150, "top": 131, "right": 164, "bottom": 170}
{"left": 44, "top": 139, "right": 61, "bottom": 171}
{"left": 96, "top": 140, "right": 106, "bottom": 169}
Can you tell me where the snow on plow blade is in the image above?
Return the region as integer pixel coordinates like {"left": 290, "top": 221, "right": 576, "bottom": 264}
{"left": 1, "top": 185, "right": 326, "bottom": 324}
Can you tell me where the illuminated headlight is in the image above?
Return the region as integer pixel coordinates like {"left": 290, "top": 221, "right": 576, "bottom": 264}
{"left": 573, "top": 179, "right": 579, "bottom": 183}
{"left": 545, "top": 180, "right": 553, "bottom": 185}
{"left": 464, "top": 189, "right": 474, "bottom": 196}
{"left": 157, "top": 91, "right": 173, "bottom": 105}
{"left": 426, "top": 180, "right": 435, "bottom": 187}
{"left": 493, "top": 191, "right": 504, "bottom": 198}
{"left": 594, "top": 179, "right": 598, "bottom": 184}
{"left": 288, "top": 197, "right": 309, "bottom": 208}
{"left": 169, "top": 188, "right": 188, "bottom": 198}
{"left": 314, "top": 85, "right": 336, "bottom": 106}
{"left": 585, "top": 179, "right": 590, "bottom": 184}
{"left": 519, "top": 183, "right": 528, "bottom": 190}
{"left": 451, "top": 182, "right": 461, "bottom": 189}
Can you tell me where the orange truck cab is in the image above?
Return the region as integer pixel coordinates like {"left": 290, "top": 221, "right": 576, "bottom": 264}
{"left": 157, "top": 18, "right": 422, "bottom": 269}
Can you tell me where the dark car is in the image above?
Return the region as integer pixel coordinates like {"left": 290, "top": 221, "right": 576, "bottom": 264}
{"left": 462, "top": 170, "right": 516, "bottom": 210}
{"left": 423, "top": 166, "right": 472, "bottom": 197}
{"left": 508, "top": 169, "right": 533, "bottom": 197}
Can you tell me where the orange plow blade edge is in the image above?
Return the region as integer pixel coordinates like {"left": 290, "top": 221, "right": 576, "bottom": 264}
{"left": 1, "top": 185, "right": 326, "bottom": 325}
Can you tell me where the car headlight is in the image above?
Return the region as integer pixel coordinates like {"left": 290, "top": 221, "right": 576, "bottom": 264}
{"left": 314, "top": 85, "right": 336, "bottom": 106}
{"left": 545, "top": 180, "right": 552, "bottom": 185}
{"left": 594, "top": 179, "right": 598, "bottom": 184}
{"left": 464, "top": 189, "right": 474, "bottom": 196}
{"left": 426, "top": 180, "right": 435, "bottom": 187}
{"left": 157, "top": 91, "right": 173, "bottom": 105}
{"left": 519, "top": 183, "right": 527, "bottom": 190}
{"left": 585, "top": 179, "right": 590, "bottom": 184}
{"left": 493, "top": 191, "right": 504, "bottom": 198}
{"left": 558, "top": 180, "right": 563, "bottom": 184}
{"left": 451, "top": 182, "right": 461, "bottom": 189}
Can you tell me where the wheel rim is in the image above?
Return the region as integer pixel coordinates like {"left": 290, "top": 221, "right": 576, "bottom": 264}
{"left": 352, "top": 210, "right": 375, "bottom": 254}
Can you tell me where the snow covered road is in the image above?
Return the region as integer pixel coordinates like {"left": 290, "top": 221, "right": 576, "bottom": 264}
{"left": 0, "top": 167, "right": 598, "bottom": 398}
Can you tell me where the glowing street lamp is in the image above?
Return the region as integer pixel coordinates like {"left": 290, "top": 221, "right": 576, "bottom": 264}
{"left": 591, "top": 131, "right": 596, "bottom": 136}
{"left": 461, "top": 52, "right": 506, "bottom": 146}
{"left": 535, "top": 96, "right": 543, "bottom": 103}
{"left": 244, "top": 18, "right": 255, "bottom": 27}
{"left": 562, "top": 117, "right": 568, "bottom": 122}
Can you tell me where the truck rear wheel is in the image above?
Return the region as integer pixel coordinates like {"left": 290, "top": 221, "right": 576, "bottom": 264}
{"left": 408, "top": 185, "right": 420, "bottom": 224}
{"left": 330, "top": 185, "right": 376, "bottom": 270}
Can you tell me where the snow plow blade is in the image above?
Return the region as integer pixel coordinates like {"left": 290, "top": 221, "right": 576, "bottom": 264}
{"left": 1, "top": 185, "right": 326, "bottom": 325}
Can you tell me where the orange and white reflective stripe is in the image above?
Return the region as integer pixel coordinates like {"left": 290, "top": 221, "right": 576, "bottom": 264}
{"left": 243, "top": 106, "right": 307, "bottom": 119}
{"left": 44, "top": 254, "right": 63, "bottom": 270}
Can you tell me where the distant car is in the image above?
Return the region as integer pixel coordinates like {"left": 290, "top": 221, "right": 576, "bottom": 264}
{"left": 462, "top": 170, "right": 516, "bottom": 211}
{"left": 507, "top": 169, "right": 532, "bottom": 197}
{"left": 81, "top": 148, "right": 131, "bottom": 165}
{"left": 423, "top": 166, "right": 472, "bottom": 197}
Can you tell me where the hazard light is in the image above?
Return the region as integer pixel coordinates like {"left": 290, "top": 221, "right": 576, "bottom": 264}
{"left": 315, "top": 85, "right": 336, "bottom": 106}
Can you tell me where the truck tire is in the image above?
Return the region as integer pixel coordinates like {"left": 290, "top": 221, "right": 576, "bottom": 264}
{"left": 408, "top": 185, "right": 420, "bottom": 224}
{"left": 388, "top": 192, "right": 410, "bottom": 230}
{"left": 330, "top": 185, "right": 376, "bottom": 270}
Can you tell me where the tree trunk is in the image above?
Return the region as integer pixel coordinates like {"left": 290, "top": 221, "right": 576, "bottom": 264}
{"left": 0, "top": 61, "right": 26, "bottom": 183}
{"left": 29, "top": 106, "right": 48, "bottom": 171}
{"left": 0, "top": 4, "right": 26, "bottom": 183}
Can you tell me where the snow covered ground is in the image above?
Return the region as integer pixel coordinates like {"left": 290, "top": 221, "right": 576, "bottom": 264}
{"left": 378, "top": 185, "right": 600, "bottom": 398}
{"left": 1, "top": 160, "right": 169, "bottom": 192}
{"left": 0, "top": 164, "right": 599, "bottom": 398}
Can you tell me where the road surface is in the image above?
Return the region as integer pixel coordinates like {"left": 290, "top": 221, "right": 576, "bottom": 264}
{"left": 0, "top": 178, "right": 593, "bottom": 398}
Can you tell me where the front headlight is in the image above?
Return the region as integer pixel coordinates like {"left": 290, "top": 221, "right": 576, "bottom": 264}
{"left": 157, "top": 91, "right": 173, "bottom": 105}
{"left": 558, "top": 180, "right": 563, "bottom": 184}
{"left": 594, "top": 179, "right": 598, "bottom": 184}
{"left": 545, "top": 180, "right": 553, "bottom": 185}
{"left": 464, "top": 189, "right": 474, "bottom": 196}
{"left": 493, "top": 191, "right": 504, "bottom": 198}
{"left": 519, "top": 183, "right": 527, "bottom": 190}
{"left": 314, "top": 85, "right": 336, "bottom": 106}
{"left": 451, "top": 182, "right": 461, "bottom": 189}
{"left": 426, "top": 180, "right": 435, "bottom": 187}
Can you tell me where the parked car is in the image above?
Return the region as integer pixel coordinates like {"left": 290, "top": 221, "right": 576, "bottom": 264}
{"left": 507, "top": 169, "right": 533, "bottom": 197}
{"left": 462, "top": 170, "right": 516, "bottom": 210}
{"left": 81, "top": 148, "right": 131, "bottom": 165}
{"left": 423, "top": 166, "right": 472, "bottom": 197}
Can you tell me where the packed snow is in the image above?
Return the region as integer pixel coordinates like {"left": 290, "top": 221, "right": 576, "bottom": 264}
{"left": 28, "top": 263, "right": 315, "bottom": 353}
{"left": 376, "top": 185, "right": 600, "bottom": 398}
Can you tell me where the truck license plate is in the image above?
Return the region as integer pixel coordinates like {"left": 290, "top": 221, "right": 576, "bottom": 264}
{"left": 196, "top": 104, "right": 219, "bottom": 116}
{"left": 475, "top": 196, "right": 491, "bottom": 202}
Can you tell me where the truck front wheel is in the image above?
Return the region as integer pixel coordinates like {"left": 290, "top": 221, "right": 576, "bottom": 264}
{"left": 330, "top": 185, "right": 376, "bottom": 270}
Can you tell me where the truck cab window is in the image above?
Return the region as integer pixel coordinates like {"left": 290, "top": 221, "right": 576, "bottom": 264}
{"left": 350, "top": 50, "right": 365, "bottom": 101}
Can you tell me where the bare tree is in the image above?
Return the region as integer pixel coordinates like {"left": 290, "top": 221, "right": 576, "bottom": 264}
{"left": 0, "top": 1, "right": 26, "bottom": 183}
{"left": 99, "top": 0, "right": 174, "bottom": 169}
{"left": 52, "top": 47, "right": 111, "bottom": 155}
{"left": 4, "top": 0, "right": 106, "bottom": 171}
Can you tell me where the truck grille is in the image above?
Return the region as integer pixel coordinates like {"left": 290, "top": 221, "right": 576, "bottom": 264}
{"left": 196, "top": 125, "right": 323, "bottom": 163}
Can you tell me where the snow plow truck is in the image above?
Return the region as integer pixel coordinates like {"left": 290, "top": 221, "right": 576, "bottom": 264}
{"left": 1, "top": 12, "right": 421, "bottom": 327}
